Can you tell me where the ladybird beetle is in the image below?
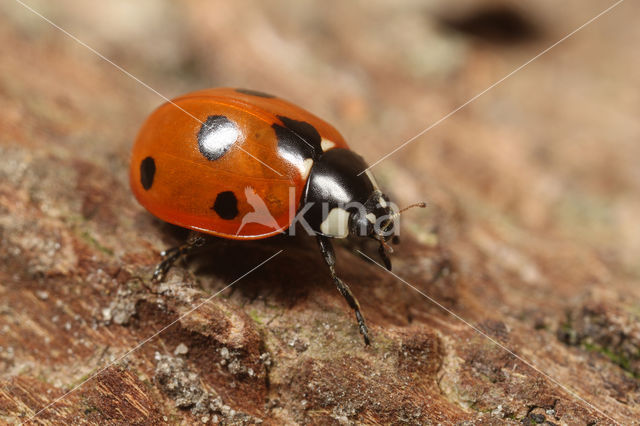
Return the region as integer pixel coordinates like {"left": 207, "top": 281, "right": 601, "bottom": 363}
{"left": 130, "top": 87, "right": 424, "bottom": 345}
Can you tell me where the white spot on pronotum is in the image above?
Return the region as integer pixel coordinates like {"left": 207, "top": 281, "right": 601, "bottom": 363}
{"left": 366, "top": 213, "right": 376, "bottom": 224}
{"left": 391, "top": 202, "right": 399, "bottom": 216}
{"left": 365, "top": 170, "right": 380, "bottom": 190}
{"left": 321, "top": 138, "right": 336, "bottom": 151}
{"left": 300, "top": 158, "right": 314, "bottom": 179}
{"left": 378, "top": 197, "right": 387, "bottom": 208}
{"left": 320, "top": 207, "right": 350, "bottom": 238}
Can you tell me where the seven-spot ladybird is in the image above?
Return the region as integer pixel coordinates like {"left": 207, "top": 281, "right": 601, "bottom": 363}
{"left": 130, "top": 87, "right": 424, "bottom": 345}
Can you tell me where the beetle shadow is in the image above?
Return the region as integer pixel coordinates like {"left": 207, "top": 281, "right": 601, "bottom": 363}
{"left": 157, "top": 223, "right": 333, "bottom": 310}
{"left": 153, "top": 222, "right": 447, "bottom": 331}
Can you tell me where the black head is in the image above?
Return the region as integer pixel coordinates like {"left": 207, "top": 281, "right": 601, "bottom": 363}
{"left": 348, "top": 190, "right": 396, "bottom": 240}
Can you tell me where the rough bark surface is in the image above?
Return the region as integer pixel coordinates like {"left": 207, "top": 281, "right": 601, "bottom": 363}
{"left": 1, "top": 1, "right": 639, "bottom": 424}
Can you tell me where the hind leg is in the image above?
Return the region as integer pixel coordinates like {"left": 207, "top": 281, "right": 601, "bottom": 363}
{"left": 316, "top": 235, "right": 371, "bottom": 345}
{"left": 153, "top": 231, "right": 206, "bottom": 282}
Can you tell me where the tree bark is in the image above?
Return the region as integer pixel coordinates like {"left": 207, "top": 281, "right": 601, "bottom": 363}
{"left": 1, "top": 1, "right": 639, "bottom": 424}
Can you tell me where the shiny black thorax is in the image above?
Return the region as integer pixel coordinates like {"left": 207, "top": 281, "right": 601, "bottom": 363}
{"left": 302, "top": 148, "right": 379, "bottom": 236}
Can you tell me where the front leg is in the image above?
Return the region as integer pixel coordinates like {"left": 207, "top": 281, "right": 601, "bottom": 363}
{"left": 153, "top": 231, "right": 206, "bottom": 282}
{"left": 316, "top": 235, "right": 371, "bottom": 345}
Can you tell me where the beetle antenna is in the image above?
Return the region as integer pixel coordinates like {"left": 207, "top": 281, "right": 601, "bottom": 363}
{"left": 379, "top": 202, "right": 426, "bottom": 234}
{"left": 398, "top": 202, "right": 426, "bottom": 215}
{"left": 388, "top": 202, "right": 426, "bottom": 221}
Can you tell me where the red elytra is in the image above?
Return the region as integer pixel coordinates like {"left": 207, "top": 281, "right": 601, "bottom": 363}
{"left": 130, "top": 87, "right": 348, "bottom": 239}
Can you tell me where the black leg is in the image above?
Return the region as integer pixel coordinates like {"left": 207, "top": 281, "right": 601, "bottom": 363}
{"left": 378, "top": 243, "right": 392, "bottom": 271}
{"left": 153, "top": 231, "right": 206, "bottom": 282}
{"left": 316, "top": 235, "right": 371, "bottom": 345}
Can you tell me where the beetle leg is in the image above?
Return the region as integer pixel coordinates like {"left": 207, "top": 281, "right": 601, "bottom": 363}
{"left": 153, "top": 231, "right": 206, "bottom": 282}
{"left": 316, "top": 235, "right": 371, "bottom": 345}
{"left": 377, "top": 243, "right": 392, "bottom": 271}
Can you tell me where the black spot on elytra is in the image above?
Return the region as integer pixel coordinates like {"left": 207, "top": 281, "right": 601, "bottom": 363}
{"left": 278, "top": 116, "right": 322, "bottom": 152}
{"left": 140, "top": 156, "right": 156, "bottom": 190}
{"left": 235, "top": 88, "right": 275, "bottom": 98}
{"left": 439, "top": 6, "right": 538, "bottom": 45}
{"left": 272, "top": 123, "right": 315, "bottom": 164}
{"left": 273, "top": 116, "right": 322, "bottom": 164}
{"left": 212, "top": 191, "right": 238, "bottom": 220}
{"left": 197, "top": 115, "right": 238, "bottom": 161}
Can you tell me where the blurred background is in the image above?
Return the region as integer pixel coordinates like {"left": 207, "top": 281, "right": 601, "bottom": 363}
{"left": 1, "top": 0, "right": 639, "bottom": 423}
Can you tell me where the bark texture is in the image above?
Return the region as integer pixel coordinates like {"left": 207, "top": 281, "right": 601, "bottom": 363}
{"left": 1, "top": 1, "right": 639, "bottom": 424}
